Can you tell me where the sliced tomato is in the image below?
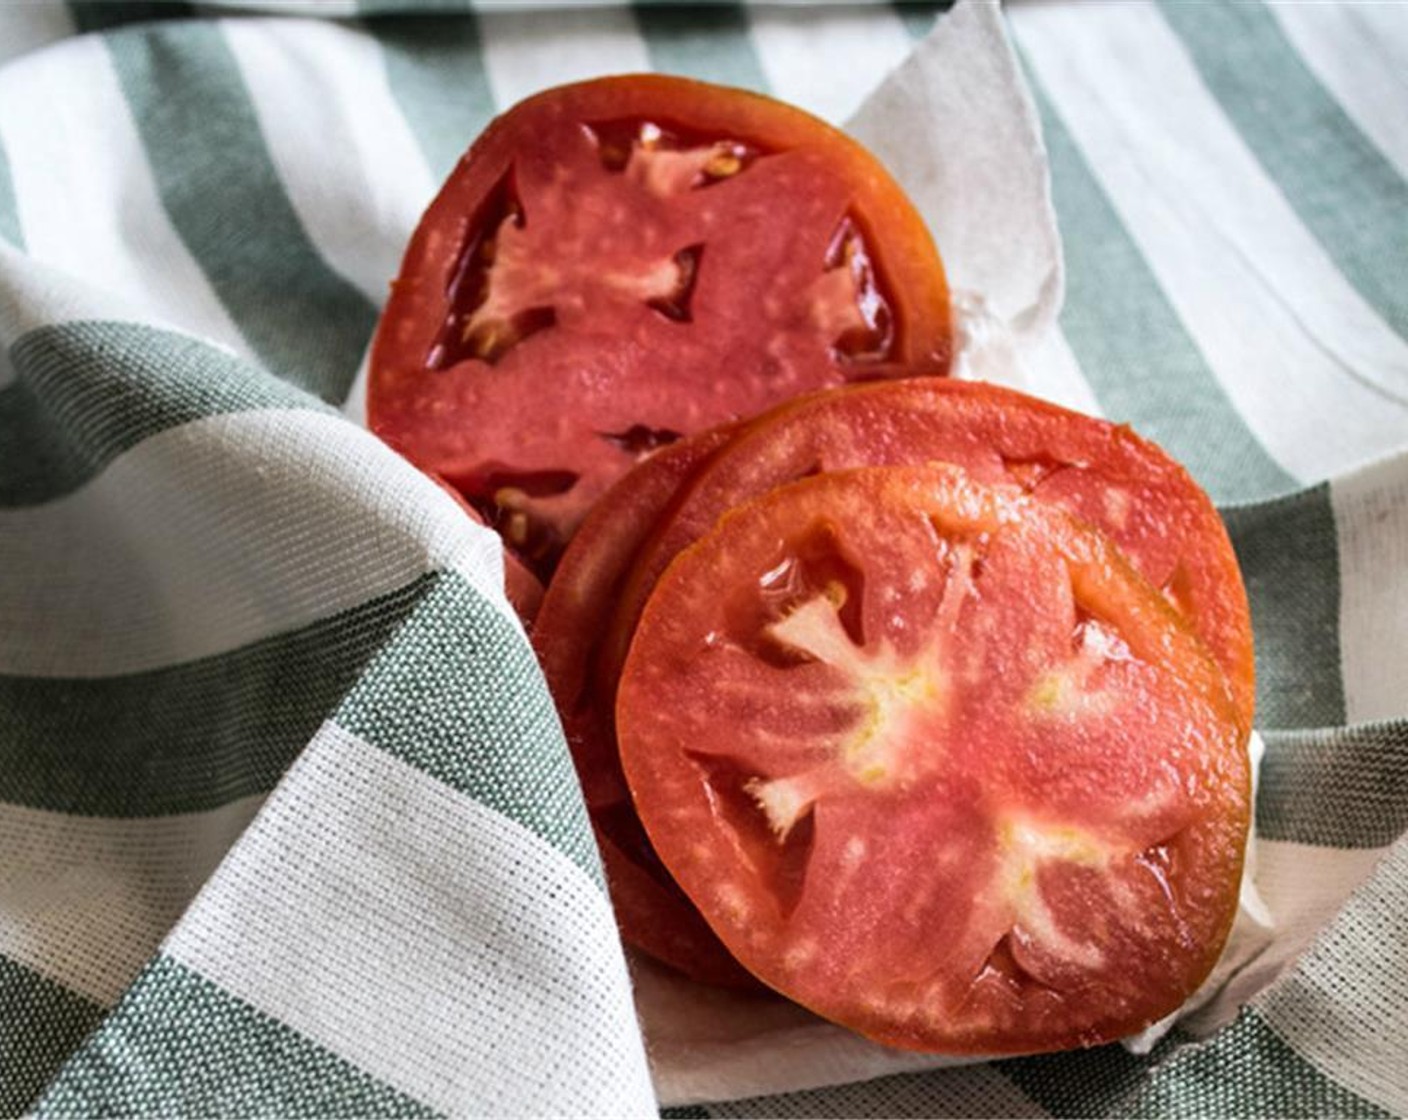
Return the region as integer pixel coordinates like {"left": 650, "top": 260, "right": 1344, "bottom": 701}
{"left": 532, "top": 425, "right": 758, "bottom": 987}
{"left": 369, "top": 75, "right": 952, "bottom": 575}
{"left": 617, "top": 465, "right": 1250, "bottom": 1054}
{"left": 614, "top": 378, "right": 1254, "bottom": 732}
{"left": 575, "top": 376, "right": 1252, "bottom": 986}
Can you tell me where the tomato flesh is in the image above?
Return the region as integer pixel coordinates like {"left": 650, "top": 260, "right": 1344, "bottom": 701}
{"left": 617, "top": 465, "right": 1249, "bottom": 1054}
{"left": 369, "top": 77, "right": 952, "bottom": 574}
{"left": 615, "top": 378, "right": 1254, "bottom": 732}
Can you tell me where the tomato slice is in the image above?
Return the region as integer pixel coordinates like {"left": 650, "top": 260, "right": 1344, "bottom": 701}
{"left": 532, "top": 425, "right": 759, "bottom": 987}
{"left": 568, "top": 377, "right": 1252, "bottom": 986}
{"left": 614, "top": 378, "right": 1254, "bottom": 732}
{"left": 617, "top": 465, "right": 1250, "bottom": 1054}
{"left": 369, "top": 75, "right": 952, "bottom": 574}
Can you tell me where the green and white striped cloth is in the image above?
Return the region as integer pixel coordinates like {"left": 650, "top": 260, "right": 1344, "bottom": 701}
{"left": 1, "top": 1, "right": 1405, "bottom": 1115}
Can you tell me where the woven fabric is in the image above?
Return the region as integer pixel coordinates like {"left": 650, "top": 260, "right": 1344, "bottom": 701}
{"left": 1, "top": 1, "right": 1405, "bottom": 1116}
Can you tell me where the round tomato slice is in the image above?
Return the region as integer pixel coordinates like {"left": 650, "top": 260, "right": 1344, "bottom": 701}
{"left": 614, "top": 378, "right": 1254, "bottom": 732}
{"left": 369, "top": 75, "right": 952, "bottom": 574}
{"left": 533, "top": 425, "right": 758, "bottom": 987}
{"left": 617, "top": 465, "right": 1250, "bottom": 1054}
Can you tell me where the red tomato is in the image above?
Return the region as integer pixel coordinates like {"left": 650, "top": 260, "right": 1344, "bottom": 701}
{"left": 615, "top": 378, "right": 1254, "bottom": 732}
{"left": 617, "top": 465, "right": 1250, "bottom": 1054}
{"left": 532, "top": 426, "right": 758, "bottom": 987}
{"left": 565, "top": 377, "right": 1253, "bottom": 987}
{"left": 369, "top": 76, "right": 952, "bottom": 574}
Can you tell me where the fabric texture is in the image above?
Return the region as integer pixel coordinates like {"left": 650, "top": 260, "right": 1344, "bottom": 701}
{"left": 1, "top": 0, "right": 1405, "bottom": 1116}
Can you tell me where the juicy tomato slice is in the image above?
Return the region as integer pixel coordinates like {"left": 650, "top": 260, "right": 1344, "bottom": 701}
{"left": 532, "top": 425, "right": 758, "bottom": 987}
{"left": 617, "top": 465, "right": 1250, "bottom": 1054}
{"left": 614, "top": 378, "right": 1255, "bottom": 733}
{"left": 369, "top": 75, "right": 952, "bottom": 575}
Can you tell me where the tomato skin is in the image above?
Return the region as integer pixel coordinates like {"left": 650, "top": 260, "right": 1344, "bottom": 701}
{"left": 617, "top": 464, "right": 1250, "bottom": 1055}
{"left": 533, "top": 426, "right": 760, "bottom": 988}
{"left": 369, "top": 76, "right": 953, "bottom": 575}
{"left": 535, "top": 427, "right": 733, "bottom": 807}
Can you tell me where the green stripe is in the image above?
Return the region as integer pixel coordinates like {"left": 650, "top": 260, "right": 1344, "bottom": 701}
{"left": 999, "top": 1008, "right": 1388, "bottom": 1117}
{"left": 366, "top": 12, "right": 496, "bottom": 182}
{"left": 1028, "top": 76, "right": 1296, "bottom": 506}
{"left": 698, "top": 1066, "right": 1042, "bottom": 1119}
{"left": 634, "top": 4, "right": 769, "bottom": 92}
{"left": 1259, "top": 722, "right": 1408, "bottom": 849}
{"left": 893, "top": 0, "right": 957, "bottom": 43}
{"left": 0, "top": 956, "right": 105, "bottom": 1119}
{"left": 102, "top": 23, "right": 378, "bottom": 404}
{"left": 998, "top": 1032, "right": 1179, "bottom": 1117}
{"left": 0, "top": 134, "right": 21, "bottom": 249}
{"left": 334, "top": 571, "right": 602, "bottom": 886}
{"left": 1123, "top": 1008, "right": 1391, "bottom": 1119}
{"left": 0, "top": 577, "right": 430, "bottom": 817}
{"left": 0, "top": 320, "right": 324, "bottom": 507}
{"left": 1222, "top": 484, "right": 1346, "bottom": 730}
{"left": 357, "top": 0, "right": 473, "bottom": 12}
{"left": 35, "top": 955, "right": 435, "bottom": 1118}
{"left": 67, "top": 1, "right": 196, "bottom": 34}
{"left": 1158, "top": 0, "right": 1408, "bottom": 340}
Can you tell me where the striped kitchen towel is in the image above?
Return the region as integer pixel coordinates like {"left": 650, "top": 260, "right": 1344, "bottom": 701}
{"left": 1, "top": 1, "right": 1405, "bottom": 1116}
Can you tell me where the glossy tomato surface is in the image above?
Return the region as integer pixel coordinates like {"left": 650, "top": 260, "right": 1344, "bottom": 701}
{"left": 532, "top": 426, "right": 757, "bottom": 987}
{"left": 369, "top": 76, "right": 952, "bottom": 573}
{"left": 617, "top": 465, "right": 1250, "bottom": 1054}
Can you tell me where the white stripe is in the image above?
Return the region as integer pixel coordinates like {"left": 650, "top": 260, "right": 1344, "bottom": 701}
{"left": 1336, "top": 3, "right": 1408, "bottom": 80}
{"left": 0, "top": 796, "right": 263, "bottom": 1006}
{"left": 0, "top": 38, "right": 250, "bottom": 356}
{"left": 474, "top": 4, "right": 651, "bottom": 111}
{"left": 1010, "top": 0, "right": 1408, "bottom": 483}
{"left": 0, "top": 1, "right": 74, "bottom": 67}
{"left": 745, "top": 3, "right": 913, "bottom": 125}
{"left": 1255, "top": 836, "right": 1408, "bottom": 1115}
{"left": 165, "top": 723, "right": 656, "bottom": 1118}
{"left": 222, "top": 20, "right": 436, "bottom": 305}
{"left": 1331, "top": 451, "right": 1408, "bottom": 725}
{"left": 1178, "top": 839, "right": 1390, "bottom": 1038}
{"left": 1272, "top": 3, "right": 1408, "bottom": 183}
{"left": 0, "top": 408, "right": 512, "bottom": 678}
